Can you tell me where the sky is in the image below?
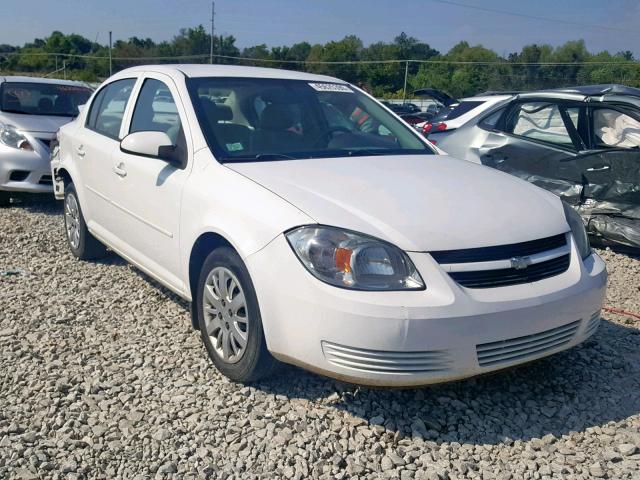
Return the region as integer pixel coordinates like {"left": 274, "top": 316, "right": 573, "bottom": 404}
{"left": 2, "top": 0, "right": 640, "bottom": 57}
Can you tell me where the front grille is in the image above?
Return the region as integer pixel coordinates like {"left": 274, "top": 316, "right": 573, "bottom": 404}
{"left": 321, "top": 341, "right": 451, "bottom": 375}
{"left": 476, "top": 320, "right": 580, "bottom": 367}
{"left": 39, "top": 175, "right": 53, "bottom": 186}
{"left": 431, "top": 233, "right": 570, "bottom": 288}
{"left": 430, "top": 234, "right": 567, "bottom": 264}
{"left": 449, "top": 254, "right": 570, "bottom": 288}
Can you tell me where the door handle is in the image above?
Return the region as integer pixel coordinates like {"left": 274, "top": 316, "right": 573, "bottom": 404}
{"left": 113, "top": 163, "right": 127, "bottom": 177}
{"left": 586, "top": 165, "right": 610, "bottom": 172}
{"left": 76, "top": 145, "right": 85, "bottom": 157}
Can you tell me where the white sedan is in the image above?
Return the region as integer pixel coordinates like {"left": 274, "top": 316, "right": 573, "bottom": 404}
{"left": 51, "top": 65, "right": 607, "bottom": 386}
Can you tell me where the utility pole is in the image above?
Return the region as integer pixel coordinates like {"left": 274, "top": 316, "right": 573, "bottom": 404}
{"left": 109, "top": 31, "right": 113, "bottom": 76}
{"left": 402, "top": 60, "right": 409, "bottom": 103}
{"left": 210, "top": 1, "right": 215, "bottom": 64}
{"left": 63, "top": 60, "right": 66, "bottom": 80}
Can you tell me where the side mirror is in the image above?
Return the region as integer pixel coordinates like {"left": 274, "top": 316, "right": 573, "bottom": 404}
{"left": 120, "top": 131, "right": 175, "bottom": 161}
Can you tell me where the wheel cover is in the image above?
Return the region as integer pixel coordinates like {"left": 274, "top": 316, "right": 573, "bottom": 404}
{"left": 64, "top": 193, "right": 81, "bottom": 250}
{"left": 202, "top": 267, "right": 249, "bottom": 364}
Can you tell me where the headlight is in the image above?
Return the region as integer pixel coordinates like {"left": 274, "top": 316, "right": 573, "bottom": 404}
{"left": 0, "top": 123, "right": 33, "bottom": 151}
{"left": 286, "top": 225, "right": 425, "bottom": 290}
{"left": 562, "top": 201, "right": 591, "bottom": 260}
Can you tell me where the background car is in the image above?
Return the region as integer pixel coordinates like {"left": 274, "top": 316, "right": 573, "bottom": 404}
{"left": 0, "top": 76, "right": 93, "bottom": 205}
{"left": 416, "top": 92, "right": 513, "bottom": 139}
{"left": 426, "top": 85, "right": 640, "bottom": 250}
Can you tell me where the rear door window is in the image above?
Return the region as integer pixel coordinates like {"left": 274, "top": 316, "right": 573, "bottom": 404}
{"left": 432, "top": 100, "right": 485, "bottom": 123}
{"left": 505, "top": 102, "right": 575, "bottom": 148}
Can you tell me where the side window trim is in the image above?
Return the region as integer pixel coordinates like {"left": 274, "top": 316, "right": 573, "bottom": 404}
{"left": 84, "top": 77, "right": 138, "bottom": 141}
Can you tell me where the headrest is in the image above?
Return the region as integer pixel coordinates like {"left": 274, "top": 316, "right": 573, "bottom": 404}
{"left": 200, "top": 98, "right": 233, "bottom": 122}
{"left": 260, "top": 103, "right": 295, "bottom": 130}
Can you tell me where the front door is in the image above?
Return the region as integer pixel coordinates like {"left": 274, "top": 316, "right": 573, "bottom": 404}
{"left": 106, "top": 73, "right": 192, "bottom": 292}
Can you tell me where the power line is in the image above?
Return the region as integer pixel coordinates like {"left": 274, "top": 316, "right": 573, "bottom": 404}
{"left": 1, "top": 50, "right": 639, "bottom": 67}
{"left": 426, "top": 0, "right": 638, "bottom": 34}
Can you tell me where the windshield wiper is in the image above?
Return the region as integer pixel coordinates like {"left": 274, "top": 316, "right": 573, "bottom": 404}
{"left": 222, "top": 153, "right": 297, "bottom": 162}
{"left": 1, "top": 108, "right": 31, "bottom": 115}
{"left": 335, "top": 148, "right": 429, "bottom": 157}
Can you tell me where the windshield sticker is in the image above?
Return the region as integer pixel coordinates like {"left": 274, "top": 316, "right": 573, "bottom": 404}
{"left": 226, "top": 142, "right": 244, "bottom": 152}
{"left": 308, "top": 83, "right": 353, "bottom": 93}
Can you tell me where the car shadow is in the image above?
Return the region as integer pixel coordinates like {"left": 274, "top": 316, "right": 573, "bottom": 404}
{"left": 9, "top": 194, "right": 61, "bottom": 215}
{"left": 40, "top": 199, "right": 635, "bottom": 446}
{"left": 251, "top": 318, "right": 640, "bottom": 445}
{"left": 124, "top": 264, "right": 640, "bottom": 445}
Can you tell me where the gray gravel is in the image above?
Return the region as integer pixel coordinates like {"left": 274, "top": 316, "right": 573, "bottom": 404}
{"left": 1, "top": 198, "right": 639, "bottom": 480}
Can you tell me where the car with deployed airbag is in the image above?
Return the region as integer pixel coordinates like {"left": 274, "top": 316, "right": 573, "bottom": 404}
{"left": 51, "top": 65, "right": 606, "bottom": 386}
{"left": 424, "top": 85, "right": 640, "bottom": 251}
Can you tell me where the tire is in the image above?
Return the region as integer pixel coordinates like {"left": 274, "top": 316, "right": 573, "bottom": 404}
{"left": 197, "top": 247, "right": 277, "bottom": 382}
{"left": 64, "top": 183, "right": 108, "bottom": 260}
{"left": 0, "top": 191, "right": 11, "bottom": 207}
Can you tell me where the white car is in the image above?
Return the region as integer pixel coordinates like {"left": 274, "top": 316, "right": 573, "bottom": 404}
{"left": 0, "top": 76, "right": 92, "bottom": 205}
{"left": 51, "top": 65, "right": 607, "bottom": 386}
{"left": 416, "top": 94, "right": 512, "bottom": 144}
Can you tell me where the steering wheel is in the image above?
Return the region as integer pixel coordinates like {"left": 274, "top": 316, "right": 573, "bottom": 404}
{"left": 312, "top": 126, "right": 352, "bottom": 147}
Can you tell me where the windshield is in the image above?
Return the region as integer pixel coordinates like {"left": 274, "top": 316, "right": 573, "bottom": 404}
{"left": 0, "top": 82, "right": 92, "bottom": 117}
{"left": 187, "top": 77, "right": 433, "bottom": 162}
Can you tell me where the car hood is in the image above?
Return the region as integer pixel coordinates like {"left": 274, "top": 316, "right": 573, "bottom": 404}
{"left": 227, "top": 154, "right": 569, "bottom": 251}
{"left": 0, "top": 112, "right": 74, "bottom": 134}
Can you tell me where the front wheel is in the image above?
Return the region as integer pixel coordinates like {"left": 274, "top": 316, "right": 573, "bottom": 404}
{"left": 197, "top": 247, "right": 276, "bottom": 382}
{"left": 64, "top": 183, "right": 108, "bottom": 260}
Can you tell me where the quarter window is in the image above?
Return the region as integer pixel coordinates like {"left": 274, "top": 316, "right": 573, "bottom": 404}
{"left": 86, "top": 79, "right": 135, "bottom": 139}
{"left": 506, "top": 102, "right": 573, "bottom": 147}
{"left": 130, "top": 79, "right": 182, "bottom": 144}
{"left": 592, "top": 108, "right": 640, "bottom": 148}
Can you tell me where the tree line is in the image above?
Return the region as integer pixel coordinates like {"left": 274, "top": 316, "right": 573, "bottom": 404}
{"left": 1, "top": 27, "right": 638, "bottom": 98}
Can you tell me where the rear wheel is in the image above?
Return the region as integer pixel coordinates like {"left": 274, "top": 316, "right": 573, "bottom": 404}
{"left": 197, "top": 247, "right": 276, "bottom": 382}
{"left": 64, "top": 183, "right": 108, "bottom": 260}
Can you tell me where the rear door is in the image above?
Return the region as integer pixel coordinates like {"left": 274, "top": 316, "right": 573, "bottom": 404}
{"left": 105, "top": 73, "right": 192, "bottom": 292}
{"left": 74, "top": 77, "right": 137, "bottom": 232}
{"left": 476, "top": 100, "right": 588, "bottom": 204}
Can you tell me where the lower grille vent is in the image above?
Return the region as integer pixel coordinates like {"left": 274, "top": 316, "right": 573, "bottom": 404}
{"left": 585, "top": 311, "right": 601, "bottom": 337}
{"left": 322, "top": 341, "right": 451, "bottom": 374}
{"left": 476, "top": 320, "right": 580, "bottom": 367}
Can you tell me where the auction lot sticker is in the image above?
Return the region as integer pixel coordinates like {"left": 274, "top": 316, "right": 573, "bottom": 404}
{"left": 308, "top": 83, "right": 353, "bottom": 93}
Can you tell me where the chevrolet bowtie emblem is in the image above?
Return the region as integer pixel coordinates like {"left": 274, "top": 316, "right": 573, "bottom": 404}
{"left": 510, "top": 256, "right": 532, "bottom": 270}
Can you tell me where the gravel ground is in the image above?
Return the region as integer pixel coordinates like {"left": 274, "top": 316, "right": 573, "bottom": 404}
{"left": 1, "top": 198, "right": 639, "bottom": 480}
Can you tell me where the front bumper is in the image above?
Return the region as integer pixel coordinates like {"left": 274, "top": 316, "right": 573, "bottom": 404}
{"left": 246, "top": 235, "right": 607, "bottom": 387}
{"left": 0, "top": 137, "right": 54, "bottom": 194}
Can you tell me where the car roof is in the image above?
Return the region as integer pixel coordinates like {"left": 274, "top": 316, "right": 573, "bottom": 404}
{"left": 546, "top": 84, "right": 640, "bottom": 97}
{"left": 115, "top": 64, "right": 347, "bottom": 84}
{"left": 0, "top": 75, "right": 91, "bottom": 87}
